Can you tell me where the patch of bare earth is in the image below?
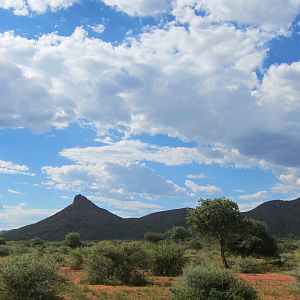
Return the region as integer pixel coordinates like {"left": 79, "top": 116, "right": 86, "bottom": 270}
{"left": 239, "top": 273, "right": 299, "bottom": 300}
{"left": 60, "top": 268, "right": 299, "bottom": 300}
{"left": 60, "top": 267, "right": 174, "bottom": 299}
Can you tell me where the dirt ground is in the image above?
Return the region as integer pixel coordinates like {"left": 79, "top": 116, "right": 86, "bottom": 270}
{"left": 239, "top": 273, "right": 299, "bottom": 300}
{"left": 61, "top": 267, "right": 299, "bottom": 300}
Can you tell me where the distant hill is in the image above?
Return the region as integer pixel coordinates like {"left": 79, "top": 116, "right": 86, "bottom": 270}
{"left": 3, "top": 195, "right": 300, "bottom": 240}
{"left": 243, "top": 197, "right": 300, "bottom": 237}
{"left": 3, "top": 195, "right": 189, "bottom": 241}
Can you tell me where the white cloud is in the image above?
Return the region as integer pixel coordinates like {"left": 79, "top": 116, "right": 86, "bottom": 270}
{"left": 7, "top": 188, "right": 26, "bottom": 195}
{"left": 172, "top": 0, "right": 300, "bottom": 34}
{"left": 0, "top": 203, "right": 57, "bottom": 230}
{"left": 102, "top": 0, "right": 169, "bottom": 16}
{"left": 239, "top": 190, "right": 269, "bottom": 200}
{"left": 0, "top": 0, "right": 79, "bottom": 16}
{"left": 88, "top": 195, "right": 161, "bottom": 215}
{"left": 42, "top": 160, "right": 188, "bottom": 199}
{"left": 186, "top": 173, "right": 214, "bottom": 179}
{"left": 0, "top": 160, "right": 34, "bottom": 176}
{"left": 185, "top": 180, "right": 221, "bottom": 194}
{"left": 101, "top": 0, "right": 300, "bottom": 33}
{"left": 238, "top": 201, "right": 265, "bottom": 212}
{"left": 0, "top": 1, "right": 299, "bottom": 196}
{"left": 88, "top": 23, "right": 105, "bottom": 34}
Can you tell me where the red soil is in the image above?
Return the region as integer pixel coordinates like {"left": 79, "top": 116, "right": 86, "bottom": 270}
{"left": 239, "top": 273, "right": 299, "bottom": 300}
{"left": 60, "top": 267, "right": 299, "bottom": 300}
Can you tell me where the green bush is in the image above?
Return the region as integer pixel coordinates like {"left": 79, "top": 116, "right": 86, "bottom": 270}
{"left": 29, "top": 237, "right": 44, "bottom": 246}
{"left": 171, "top": 265, "right": 257, "bottom": 300}
{"left": 65, "top": 232, "right": 82, "bottom": 249}
{"left": 185, "top": 239, "right": 202, "bottom": 252}
{"left": 151, "top": 242, "right": 186, "bottom": 276}
{"left": 233, "top": 257, "right": 264, "bottom": 274}
{"left": 144, "top": 232, "right": 165, "bottom": 243}
{"left": 0, "top": 246, "right": 10, "bottom": 257}
{"left": 165, "top": 226, "right": 190, "bottom": 242}
{"left": 0, "top": 254, "right": 61, "bottom": 299}
{"left": 0, "top": 237, "right": 6, "bottom": 245}
{"left": 84, "top": 242, "right": 148, "bottom": 286}
{"left": 69, "top": 247, "right": 89, "bottom": 270}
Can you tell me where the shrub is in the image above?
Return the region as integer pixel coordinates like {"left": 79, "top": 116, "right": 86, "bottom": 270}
{"left": 144, "top": 232, "right": 165, "bottom": 243}
{"left": 165, "top": 226, "right": 190, "bottom": 242}
{"left": 151, "top": 242, "right": 186, "bottom": 276}
{"left": 84, "top": 242, "right": 148, "bottom": 286}
{"left": 0, "top": 238, "right": 6, "bottom": 245}
{"left": 227, "top": 218, "right": 279, "bottom": 258}
{"left": 234, "top": 257, "right": 264, "bottom": 274}
{"left": 0, "top": 246, "right": 10, "bottom": 257}
{"left": 65, "top": 232, "right": 82, "bottom": 249}
{"left": 0, "top": 254, "right": 61, "bottom": 299}
{"left": 185, "top": 239, "right": 202, "bottom": 252}
{"left": 171, "top": 265, "right": 257, "bottom": 300}
{"left": 29, "top": 237, "right": 44, "bottom": 246}
{"left": 69, "top": 247, "right": 89, "bottom": 270}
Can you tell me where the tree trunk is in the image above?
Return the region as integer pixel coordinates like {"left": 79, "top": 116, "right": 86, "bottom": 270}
{"left": 219, "top": 237, "right": 229, "bottom": 269}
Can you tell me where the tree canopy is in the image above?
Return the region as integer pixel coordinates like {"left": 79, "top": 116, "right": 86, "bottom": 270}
{"left": 188, "top": 198, "right": 242, "bottom": 268}
{"left": 227, "top": 218, "right": 279, "bottom": 258}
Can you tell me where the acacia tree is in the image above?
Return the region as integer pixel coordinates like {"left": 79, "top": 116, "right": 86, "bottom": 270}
{"left": 188, "top": 198, "right": 242, "bottom": 268}
{"left": 227, "top": 218, "right": 279, "bottom": 258}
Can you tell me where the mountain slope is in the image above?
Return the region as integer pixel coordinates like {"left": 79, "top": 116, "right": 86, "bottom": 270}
{"left": 3, "top": 195, "right": 189, "bottom": 241}
{"left": 244, "top": 197, "right": 300, "bottom": 236}
{"left": 4, "top": 195, "right": 300, "bottom": 241}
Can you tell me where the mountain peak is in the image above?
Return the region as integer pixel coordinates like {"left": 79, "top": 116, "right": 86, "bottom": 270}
{"left": 72, "top": 194, "right": 91, "bottom": 206}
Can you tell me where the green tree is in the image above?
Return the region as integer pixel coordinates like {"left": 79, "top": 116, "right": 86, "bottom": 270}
{"left": 227, "top": 218, "right": 279, "bottom": 258}
{"left": 188, "top": 198, "right": 242, "bottom": 268}
{"left": 65, "top": 232, "right": 82, "bottom": 248}
{"left": 144, "top": 232, "right": 165, "bottom": 243}
{"left": 165, "top": 226, "right": 190, "bottom": 242}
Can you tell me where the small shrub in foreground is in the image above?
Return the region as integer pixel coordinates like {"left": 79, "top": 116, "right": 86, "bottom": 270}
{"left": 84, "top": 242, "right": 148, "bottom": 286}
{"left": 65, "top": 232, "right": 82, "bottom": 249}
{"left": 185, "top": 239, "right": 202, "bottom": 252}
{"left": 152, "top": 242, "right": 186, "bottom": 276}
{"left": 171, "top": 264, "right": 257, "bottom": 300}
{"left": 233, "top": 257, "right": 264, "bottom": 274}
{"left": 0, "top": 246, "right": 10, "bottom": 257}
{"left": 0, "top": 254, "right": 61, "bottom": 299}
{"left": 144, "top": 232, "right": 165, "bottom": 243}
{"left": 69, "top": 247, "right": 89, "bottom": 270}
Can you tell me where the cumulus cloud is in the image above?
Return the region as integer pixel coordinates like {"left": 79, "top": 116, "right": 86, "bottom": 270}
{"left": 0, "top": 203, "right": 58, "bottom": 230}
{"left": 239, "top": 190, "right": 269, "bottom": 200}
{"left": 88, "top": 195, "right": 161, "bottom": 215}
{"left": 185, "top": 180, "right": 221, "bottom": 195}
{"left": 238, "top": 201, "right": 265, "bottom": 212}
{"left": 0, "top": 1, "right": 299, "bottom": 197}
{"left": 173, "top": 0, "right": 300, "bottom": 33}
{"left": 42, "top": 161, "right": 187, "bottom": 198}
{"left": 88, "top": 23, "right": 105, "bottom": 34}
{"left": 42, "top": 158, "right": 187, "bottom": 213}
{"left": 0, "top": 0, "right": 79, "bottom": 16}
{"left": 101, "top": 0, "right": 169, "bottom": 16}
{"left": 101, "top": 0, "right": 300, "bottom": 33}
{"left": 0, "top": 160, "right": 34, "bottom": 176}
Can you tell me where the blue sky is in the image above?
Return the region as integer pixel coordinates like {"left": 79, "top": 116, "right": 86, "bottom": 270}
{"left": 0, "top": 0, "right": 300, "bottom": 229}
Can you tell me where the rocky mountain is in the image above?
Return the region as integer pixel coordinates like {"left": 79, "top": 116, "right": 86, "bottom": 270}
{"left": 3, "top": 195, "right": 188, "bottom": 241}
{"left": 3, "top": 195, "right": 300, "bottom": 240}
{"left": 243, "top": 197, "right": 300, "bottom": 237}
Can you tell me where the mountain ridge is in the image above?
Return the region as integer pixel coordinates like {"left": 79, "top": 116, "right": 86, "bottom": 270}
{"left": 3, "top": 195, "right": 188, "bottom": 241}
{"left": 3, "top": 195, "right": 300, "bottom": 240}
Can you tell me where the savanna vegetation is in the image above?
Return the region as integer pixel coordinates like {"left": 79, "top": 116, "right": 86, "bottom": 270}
{"left": 0, "top": 197, "right": 299, "bottom": 300}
